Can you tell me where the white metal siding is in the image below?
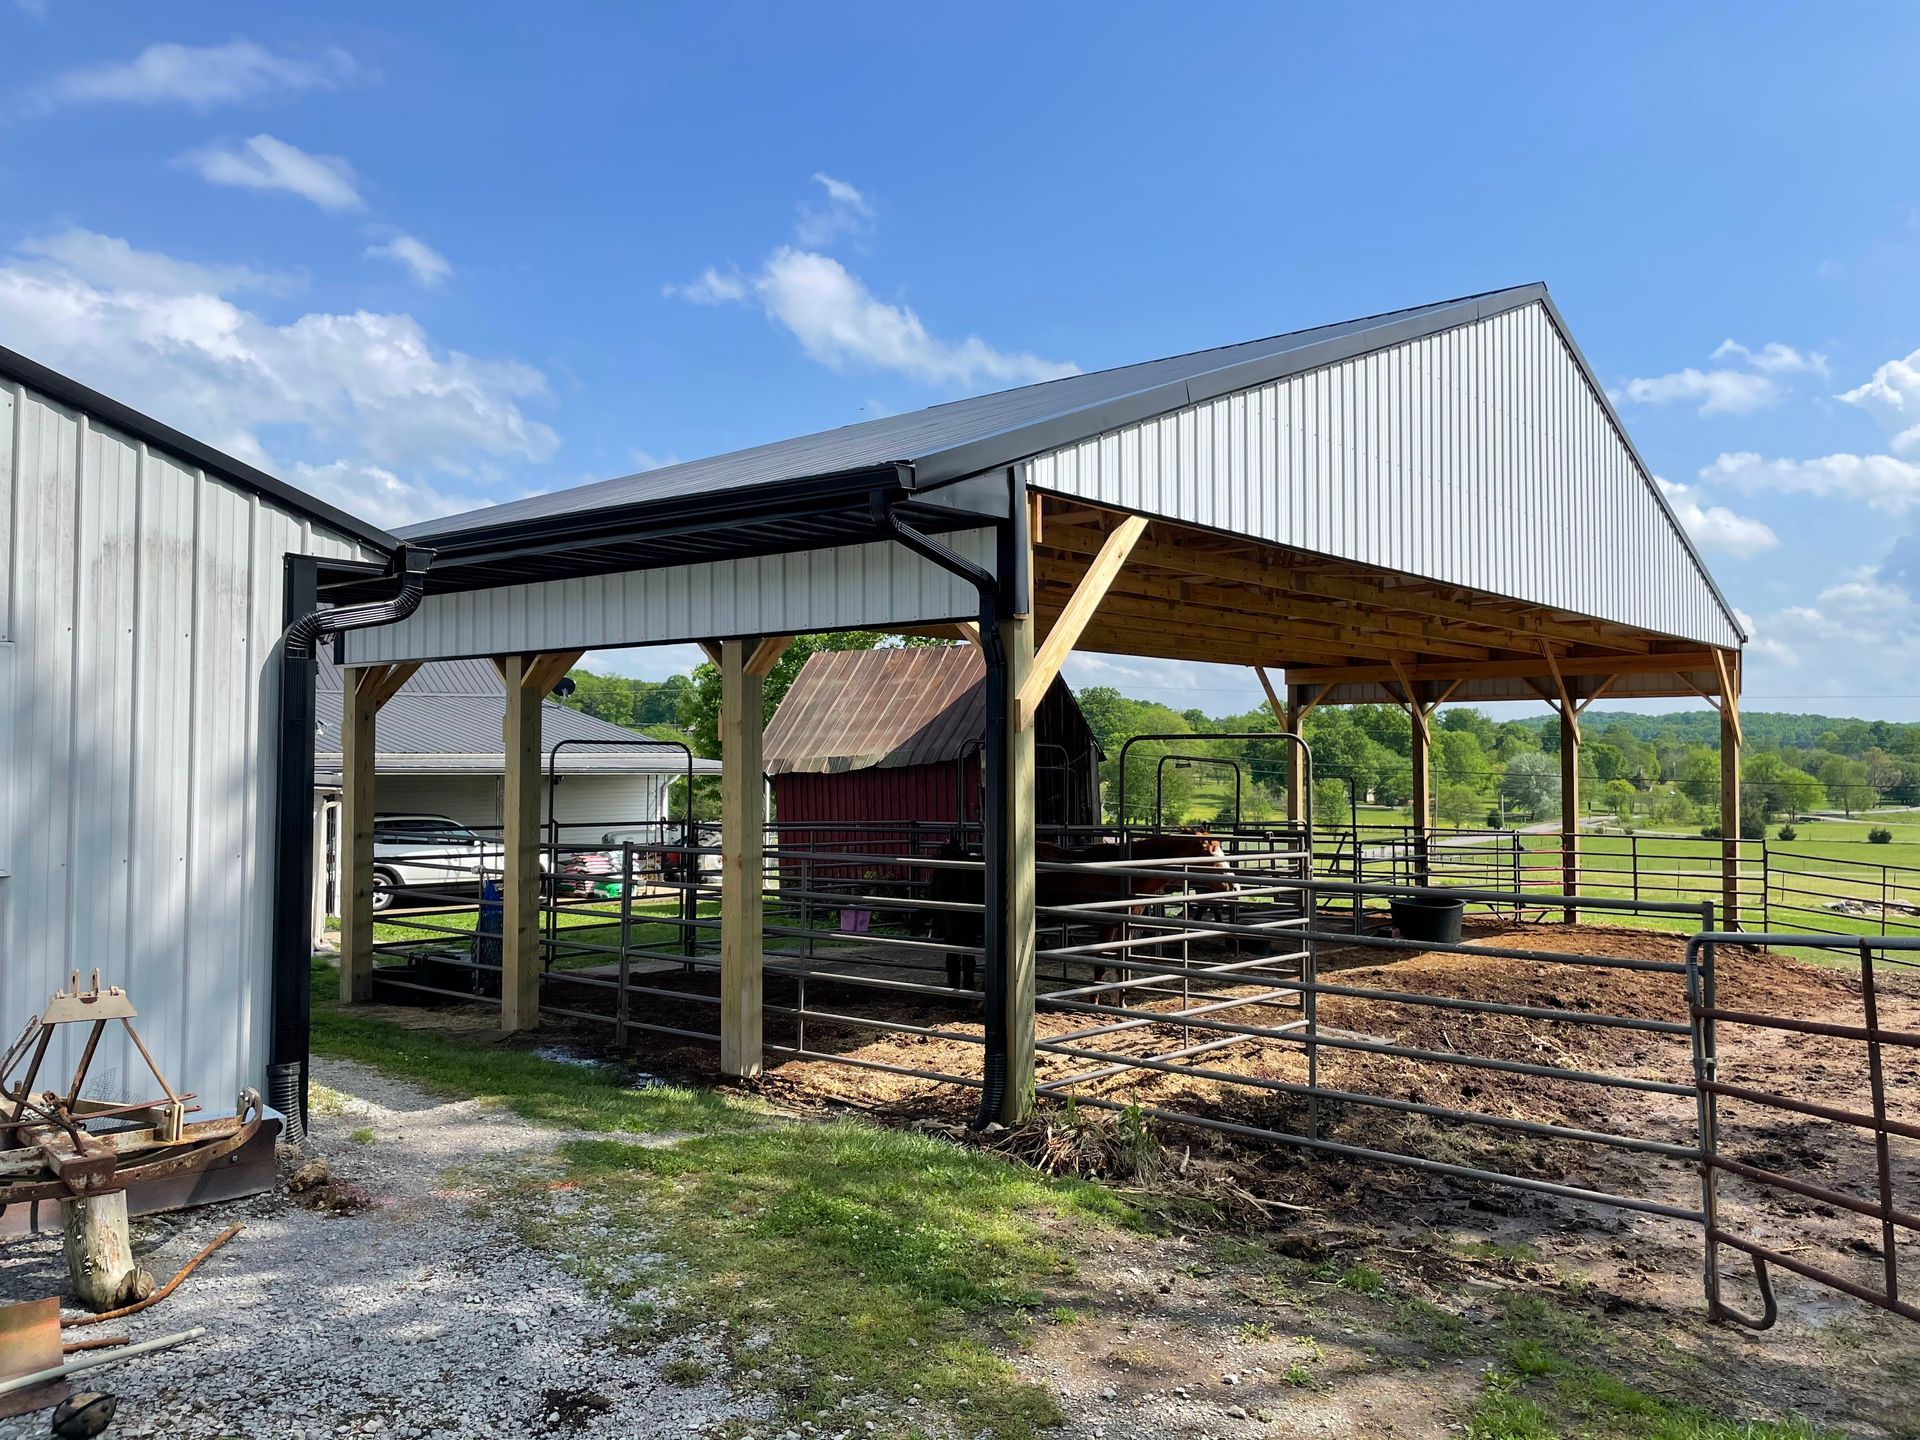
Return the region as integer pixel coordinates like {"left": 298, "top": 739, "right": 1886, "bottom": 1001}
{"left": 1026, "top": 302, "right": 1738, "bottom": 650}
{"left": 0, "top": 377, "right": 369, "bottom": 1115}
{"left": 343, "top": 530, "right": 997, "bottom": 666}
{"left": 361, "top": 773, "right": 676, "bottom": 832}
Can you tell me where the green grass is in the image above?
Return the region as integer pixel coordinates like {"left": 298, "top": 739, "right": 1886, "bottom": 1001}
{"left": 309, "top": 959, "right": 1142, "bottom": 1438}
{"left": 1460, "top": 1291, "right": 1836, "bottom": 1440}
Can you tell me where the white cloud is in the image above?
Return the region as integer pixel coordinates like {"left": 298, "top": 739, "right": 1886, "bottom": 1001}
{"left": 1613, "top": 336, "right": 1828, "bottom": 415}
{"left": 668, "top": 176, "right": 1076, "bottom": 390}
{"left": 366, "top": 234, "right": 452, "bottom": 288}
{"left": 0, "top": 228, "right": 557, "bottom": 511}
{"left": 32, "top": 40, "right": 357, "bottom": 112}
{"left": 183, "top": 134, "right": 363, "bottom": 211}
{"left": 662, "top": 267, "right": 747, "bottom": 305}
{"left": 1611, "top": 366, "right": 1777, "bottom": 415}
{"left": 1703, "top": 450, "right": 1920, "bottom": 515}
{"left": 1840, "top": 347, "right": 1920, "bottom": 453}
{"left": 795, "top": 172, "right": 875, "bottom": 247}
{"left": 1654, "top": 477, "right": 1779, "bottom": 557}
{"left": 16, "top": 227, "right": 291, "bottom": 297}
{"left": 1710, "top": 338, "right": 1828, "bottom": 375}
{"left": 628, "top": 450, "right": 680, "bottom": 472}
{"left": 757, "top": 248, "right": 1078, "bottom": 387}
{"left": 283, "top": 460, "right": 502, "bottom": 530}
{"left": 673, "top": 245, "right": 1078, "bottom": 389}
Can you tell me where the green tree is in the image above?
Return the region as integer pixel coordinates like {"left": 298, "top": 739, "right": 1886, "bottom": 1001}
{"left": 1742, "top": 752, "right": 1825, "bottom": 820}
{"left": 1436, "top": 781, "right": 1481, "bottom": 827}
{"left": 1433, "top": 729, "right": 1489, "bottom": 789}
{"left": 1816, "top": 755, "right": 1872, "bottom": 815}
{"left": 1677, "top": 746, "right": 1720, "bottom": 808}
{"left": 1500, "top": 750, "right": 1560, "bottom": 820}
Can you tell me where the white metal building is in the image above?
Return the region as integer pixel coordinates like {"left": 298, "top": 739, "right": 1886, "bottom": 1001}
{"left": 0, "top": 345, "right": 393, "bottom": 1124}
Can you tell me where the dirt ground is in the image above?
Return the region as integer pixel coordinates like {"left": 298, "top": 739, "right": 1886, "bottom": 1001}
{"left": 372, "top": 919, "right": 1920, "bottom": 1435}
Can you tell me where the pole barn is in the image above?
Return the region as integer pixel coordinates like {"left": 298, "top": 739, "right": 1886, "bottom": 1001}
{"left": 0, "top": 345, "right": 396, "bottom": 1156}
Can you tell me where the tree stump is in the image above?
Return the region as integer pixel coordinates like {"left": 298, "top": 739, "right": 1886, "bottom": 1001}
{"left": 60, "top": 1192, "right": 154, "bottom": 1312}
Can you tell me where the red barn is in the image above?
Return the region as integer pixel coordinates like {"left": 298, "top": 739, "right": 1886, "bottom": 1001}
{"left": 763, "top": 647, "right": 1101, "bottom": 870}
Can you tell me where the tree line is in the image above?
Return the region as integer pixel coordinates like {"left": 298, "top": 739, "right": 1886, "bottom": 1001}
{"left": 552, "top": 639, "right": 1920, "bottom": 836}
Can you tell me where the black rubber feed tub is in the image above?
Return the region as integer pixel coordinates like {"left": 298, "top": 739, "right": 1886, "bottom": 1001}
{"left": 1390, "top": 896, "right": 1465, "bottom": 944}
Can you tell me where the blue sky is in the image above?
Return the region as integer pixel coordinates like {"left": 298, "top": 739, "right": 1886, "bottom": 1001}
{"left": 5, "top": 4, "right": 1919, "bottom": 717}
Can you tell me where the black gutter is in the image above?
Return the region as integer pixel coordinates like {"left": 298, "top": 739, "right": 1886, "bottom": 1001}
{"left": 269, "top": 544, "right": 434, "bottom": 1143}
{"left": 876, "top": 493, "right": 1014, "bottom": 1129}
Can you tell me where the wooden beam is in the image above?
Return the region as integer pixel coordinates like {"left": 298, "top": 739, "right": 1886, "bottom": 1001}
{"left": 1038, "top": 586, "right": 1484, "bottom": 665}
{"left": 1560, "top": 704, "right": 1581, "bottom": 925}
{"left": 1410, "top": 692, "right": 1432, "bottom": 882}
{"left": 745, "top": 635, "right": 793, "bottom": 679}
{"left": 1712, "top": 648, "right": 1743, "bottom": 748}
{"left": 720, "top": 640, "right": 765, "bottom": 1078}
{"left": 522, "top": 649, "right": 585, "bottom": 697}
{"left": 1038, "top": 519, "right": 1654, "bottom": 654}
{"left": 1027, "top": 488, "right": 1045, "bottom": 547}
{"left": 364, "top": 662, "right": 421, "bottom": 711}
{"left": 338, "top": 666, "right": 378, "bottom": 1004}
{"left": 1254, "top": 666, "right": 1285, "bottom": 724}
{"left": 1040, "top": 537, "right": 1517, "bottom": 660}
{"left": 1060, "top": 617, "right": 1365, "bottom": 671}
{"left": 1718, "top": 649, "right": 1743, "bottom": 930}
{"left": 1540, "top": 642, "right": 1575, "bottom": 715}
{"left": 1002, "top": 607, "right": 1037, "bottom": 1124}
{"left": 698, "top": 641, "right": 722, "bottom": 667}
{"left": 501, "top": 654, "right": 543, "bottom": 1032}
{"left": 1020, "top": 515, "right": 1146, "bottom": 725}
{"left": 1285, "top": 649, "right": 1723, "bottom": 688}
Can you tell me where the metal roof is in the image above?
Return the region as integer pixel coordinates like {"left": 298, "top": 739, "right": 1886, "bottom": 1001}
{"left": 0, "top": 342, "right": 398, "bottom": 553}
{"left": 394, "top": 287, "right": 1609, "bottom": 594}
{"left": 312, "top": 658, "right": 716, "bottom": 777}
{"left": 764, "top": 646, "right": 1084, "bottom": 776}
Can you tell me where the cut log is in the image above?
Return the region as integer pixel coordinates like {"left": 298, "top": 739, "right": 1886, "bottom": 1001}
{"left": 59, "top": 1194, "right": 153, "bottom": 1313}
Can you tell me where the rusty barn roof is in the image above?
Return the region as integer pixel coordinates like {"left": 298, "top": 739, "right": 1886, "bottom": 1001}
{"left": 764, "top": 647, "right": 1010, "bottom": 775}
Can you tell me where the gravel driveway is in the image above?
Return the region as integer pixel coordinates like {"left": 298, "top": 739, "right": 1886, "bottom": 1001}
{"left": 0, "top": 1057, "right": 758, "bottom": 1439}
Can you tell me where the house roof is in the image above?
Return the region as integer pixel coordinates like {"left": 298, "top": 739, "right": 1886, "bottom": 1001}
{"left": 313, "top": 658, "right": 717, "bottom": 778}
{"left": 764, "top": 646, "right": 1084, "bottom": 776}
{"left": 0, "top": 342, "right": 398, "bottom": 553}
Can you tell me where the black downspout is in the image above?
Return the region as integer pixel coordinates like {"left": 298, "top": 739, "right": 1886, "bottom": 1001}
{"left": 876, "top": 499, "right": 1013, "bottom": 1129}
{"left": 270, "top": 544, "right": 434, "bottom": 1143}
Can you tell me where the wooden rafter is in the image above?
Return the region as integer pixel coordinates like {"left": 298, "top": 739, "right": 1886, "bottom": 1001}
{"left": 1020, "top": 515, "right": 1146, "bottom": 725}
{"left": 522, "top": 650, "right": 585, "bottom": 697}
{"left": 1037, "top": 516, "right": 1653, "bottom": 655}
{"left": 1286, "top": 648, "right": 1722, "bottom": 688}
{"left": 745, "top": 635, "right": 793, "bottom": 679}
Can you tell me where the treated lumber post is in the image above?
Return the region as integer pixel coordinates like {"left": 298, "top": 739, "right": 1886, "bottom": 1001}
{"left": 502, "top": 654, "right": 543, "bottom": 1032}
{"left": 1002, "top": 610, "right": 1038, "bottom": 1124}
{"left": 339, "top": 667, "right": 379, "bottom": 1003}
{"left": 1560, "top": 707, "right": 1581, "bottom": 924}
{"left": 720, "top": 639, "right": 765, "bottom": 1078}
{"left": 1718, "top": 651, "right": 1743, "bottom": 931}
{"left": 62, "top": 1192, "right": 153, "bottom": 1311}
{"left": 1409, "top": 700, "right": 1432, "bottom": 887}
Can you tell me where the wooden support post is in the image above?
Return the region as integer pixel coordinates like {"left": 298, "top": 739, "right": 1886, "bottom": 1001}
{"left": 720, "top": 639, "right": 765, "bottom": 1078}
{"left": 1285, "top": 686, "right": 1308, "bottom": 830}
{"left": 501, "top": 654, "right": 543, "bottom": 1032}
{"left": 1002, "top": 609, "right": 1037, "bottom": 1125}
{"left": 1560, "top": 706, "right": 1581, "bottom": 923}
{"left": 1717, "top": 649, "right": 1743, "bottom": 930}
{"left": 62, "top": 1192, "right": 153, "bottom": 1311}
{"left": 338, "top": 667, "right": 378, "bottom": 1003}
{"left": 1408, "top": 698, "right": 1431, "bottom": 885}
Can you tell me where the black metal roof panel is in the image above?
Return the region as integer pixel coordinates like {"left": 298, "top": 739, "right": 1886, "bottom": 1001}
{"left": 401, "top": 285, "right": 1545, "bottom": 546}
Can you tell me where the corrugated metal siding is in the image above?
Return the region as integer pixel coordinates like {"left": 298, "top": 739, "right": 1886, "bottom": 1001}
{"left": 1027, "top": 302, "right": 1739, "bottom": 650}
{"left": 349, "top": 774, "right": 675, "bottom": 833}
{"left": 343, "top": 529, "right": 997, "bottom": 666}
{"left": 764, "top": 647, "right": 990, "bottom": 775}
{"left": 0, "top": 377, "right": 371, "bottom": 1117}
